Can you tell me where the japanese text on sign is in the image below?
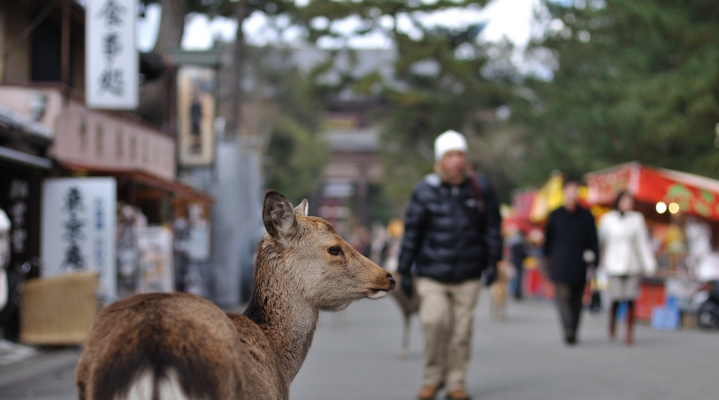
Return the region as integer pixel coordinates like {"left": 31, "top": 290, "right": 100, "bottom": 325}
{"left": 86, "top": 0, "right": 138, "bottom": 109}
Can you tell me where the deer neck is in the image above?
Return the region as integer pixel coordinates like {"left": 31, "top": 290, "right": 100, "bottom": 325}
{"left": 243, "top": 243, "right": 319, "bottom": 384}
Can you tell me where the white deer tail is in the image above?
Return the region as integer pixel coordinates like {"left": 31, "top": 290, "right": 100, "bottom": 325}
{"left": 125, "top": 369, "right": 190, "bottom": 400}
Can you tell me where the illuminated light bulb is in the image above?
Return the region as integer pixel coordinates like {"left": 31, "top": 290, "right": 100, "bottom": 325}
{"left": 656, "top": 202, "right": 667, "bottom": 214}
{"left": 668, "top": 202, "right": 680, "bottom": 214}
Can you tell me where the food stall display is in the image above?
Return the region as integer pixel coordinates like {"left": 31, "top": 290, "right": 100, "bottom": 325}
{"left": 586, "top": 162, "right": 719, "bottom": 325}
{"left": 508, "top": 162, "right": 719, "bottom": 328}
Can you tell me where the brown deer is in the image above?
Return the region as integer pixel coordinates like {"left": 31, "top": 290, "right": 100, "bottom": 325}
{"left": 75, "top": 191, "right": 396, "bottom": 400}
{"left": 390, "top": 274, "right": 420, "bottom": 358}
{"left": 375, "top": 228, "right": 420, "bottom": 358}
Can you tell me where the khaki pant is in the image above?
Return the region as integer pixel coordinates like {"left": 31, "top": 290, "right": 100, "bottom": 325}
{"left": 417, "top": 277, "right": 481, "bottom": 391}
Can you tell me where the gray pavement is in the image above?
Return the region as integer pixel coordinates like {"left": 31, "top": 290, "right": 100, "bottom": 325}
{"left": 0, "top": 292, "right": 716, "bottom": 400}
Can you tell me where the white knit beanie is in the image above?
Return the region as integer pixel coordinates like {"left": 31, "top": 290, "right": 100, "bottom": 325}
{"left": 434, "top": 130, "right": 468, "bottom": 161}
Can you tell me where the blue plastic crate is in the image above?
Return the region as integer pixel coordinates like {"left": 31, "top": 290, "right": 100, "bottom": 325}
{"left": 651, "top": 306, "right": 680, "bottom": 330}
{"left": 665, "top": 295, "right": 680, "bottom": 310}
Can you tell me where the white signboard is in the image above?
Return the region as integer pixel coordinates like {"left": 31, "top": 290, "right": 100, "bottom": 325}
{"left": 41, "top": 178, "right": 117, "bottom": 299}
{"left": 137, "top": 226, "right": 174, "bottom": 293}
{"left": 86, "top": 0, "right": 138, "bottom": 109}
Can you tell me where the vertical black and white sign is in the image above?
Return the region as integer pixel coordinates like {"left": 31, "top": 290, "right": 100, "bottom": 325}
{"left": 86, "top": 0, "right": 138, "bottom": 109}
{"left": 42, "top": 178, "right": 117, "bottom": 299}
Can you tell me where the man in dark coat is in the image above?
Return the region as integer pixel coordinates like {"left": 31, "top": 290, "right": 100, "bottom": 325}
{"left": 398, "top": 130, "right": 502, "bottom": 400}
{"left": 543, "top": 176, "right": 599, "bottom": 345}
{"left": 505, "top": 226, "right": 528, "bottom": 300}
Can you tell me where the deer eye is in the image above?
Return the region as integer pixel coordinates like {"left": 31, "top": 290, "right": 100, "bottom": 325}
{"left": 328, "top": 246, "right": 343, "bottom": 256}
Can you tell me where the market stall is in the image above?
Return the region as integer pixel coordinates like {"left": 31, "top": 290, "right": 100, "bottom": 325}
{"left": 505, "top": 183, "right": 551, "bottom": 299}
{"left": 585, "top": 162, "right": 719, "bottom": 325}
{"left": 507, "top": 163, "right": 719, "bottom": 327}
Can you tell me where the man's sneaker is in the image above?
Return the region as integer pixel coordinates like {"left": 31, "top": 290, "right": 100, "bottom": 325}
{"left": 446, "top": 388, "right": 472, "bottom": 400}
{"left": 417, "top": 384, "right": 443, "bottom": 400}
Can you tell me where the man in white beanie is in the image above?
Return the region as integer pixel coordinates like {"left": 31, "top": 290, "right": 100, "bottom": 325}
{"left": 398, "top": 130, "right": 502, "bottom": 400}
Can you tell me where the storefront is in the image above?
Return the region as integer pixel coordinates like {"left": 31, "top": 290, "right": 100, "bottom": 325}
{"left": 52, "top": 164, "right": 214, "bottom": 299}
{"left": 585, "top": 162, "right": 719, "bottom": 323}
{"left": 0, "top": 105, "right": 53, "bottom": 341}
{"left": 0, "top": 84, "right": 219, "bottom": 345}
{"left": 508, "top": 162, "right": 719, "bottom": 326}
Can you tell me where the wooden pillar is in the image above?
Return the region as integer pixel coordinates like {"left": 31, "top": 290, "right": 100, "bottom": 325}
{"left": 60, "top": 0, "right": 71, "bottom": 88}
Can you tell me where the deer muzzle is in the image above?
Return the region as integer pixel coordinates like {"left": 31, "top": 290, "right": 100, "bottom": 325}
{"left": 367, "top": 273, "right": 396, "bottom": 299}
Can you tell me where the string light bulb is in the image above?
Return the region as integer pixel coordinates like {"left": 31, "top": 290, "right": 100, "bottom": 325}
{"left": 668, "top": 202, "right": 680, "bottom": 214}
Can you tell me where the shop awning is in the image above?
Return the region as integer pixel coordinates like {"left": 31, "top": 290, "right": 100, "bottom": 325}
{"left": 125, "top": 171, "right": 214, "bottom": 204}
{"left": 57, "top": 161, "right": 214, "bottom": 204}
{"left": 0, "top": 145, "right": 53, "bottom": 170}
{"left": 586, "top": 162, "right": 719, "bottom": 222}
{"left": 0, "top": 104, "right": 54, "bottom": 141}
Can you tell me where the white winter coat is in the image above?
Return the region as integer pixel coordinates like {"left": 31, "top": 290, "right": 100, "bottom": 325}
{"left": 598, "top": 210, "right": 657, "bottom": 277}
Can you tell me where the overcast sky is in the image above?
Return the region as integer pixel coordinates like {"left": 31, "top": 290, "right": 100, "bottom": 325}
{"left": 137, "top": 0, "right": 541, "bottom": 51}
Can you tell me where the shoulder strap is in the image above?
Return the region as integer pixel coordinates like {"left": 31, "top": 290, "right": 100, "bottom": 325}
{"left": 469, "top": 173, "right": 486, "bottom": 213}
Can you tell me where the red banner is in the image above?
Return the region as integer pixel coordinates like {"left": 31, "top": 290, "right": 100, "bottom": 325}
{"left": 586, "top": 163, "right": 719, "bottom": 222}
{"left": 586, "top": 164, "right": 634, "bottom": 205}
{"left": 638, "top": 168, "right": 719, "bottom": 221}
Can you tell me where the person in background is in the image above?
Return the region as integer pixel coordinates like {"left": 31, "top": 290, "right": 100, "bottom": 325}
{"left": 543, "top": 176, "right": 599, "bottom": 345}
{"left": 598, "top": 191, "right": 656, "bottom": 345}
{"left": 507, "top": 227, "right": 528, "bottom": 300}
{"left": 398, "top": 130, "right": 502, "bottom": 400}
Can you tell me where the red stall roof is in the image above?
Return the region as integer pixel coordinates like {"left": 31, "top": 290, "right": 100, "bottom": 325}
{"left": 585, "top": 162, "right": 719, "bottom": 222}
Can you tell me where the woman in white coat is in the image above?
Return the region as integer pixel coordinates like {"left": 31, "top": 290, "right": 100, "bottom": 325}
{"left": 598, "top": 191, "right": 657, "bottom": 345}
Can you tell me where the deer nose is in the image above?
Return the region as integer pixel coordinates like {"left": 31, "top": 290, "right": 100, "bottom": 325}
{"left": 387, "top": 274, "right": 396, "bottom": 290}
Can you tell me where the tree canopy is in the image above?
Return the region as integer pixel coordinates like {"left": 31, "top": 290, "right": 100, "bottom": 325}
{"left": 141, "top": 0, "right": 719, "bottom": 213}
{"left": 287, "top": 1, "right": 522, "bottom": 210}
{"left": 512, "top": 0, "right": 719, "bottom": 185}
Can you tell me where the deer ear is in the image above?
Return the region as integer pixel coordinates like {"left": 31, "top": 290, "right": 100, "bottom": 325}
{"left": 294, "top": 199, "right": 309, "bottom": 217}
{"left": 263, "top": 191, "right": 298, "bottom": 241}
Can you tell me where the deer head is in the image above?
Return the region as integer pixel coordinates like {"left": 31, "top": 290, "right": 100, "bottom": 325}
{"left": 262, "top": 191, "right": 395, "bottom": 311}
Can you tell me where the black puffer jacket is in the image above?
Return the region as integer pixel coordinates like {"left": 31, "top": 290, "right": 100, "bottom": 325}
{"left": 398, "top": 173, "right": 503, "bottom": 283}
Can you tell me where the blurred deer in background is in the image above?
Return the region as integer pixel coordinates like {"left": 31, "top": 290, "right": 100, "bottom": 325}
{"left": 373, "top": 219, "right": 420, "bottom": 358}
{"left": 489, "top": 260, "right": 511, "bottom": 320}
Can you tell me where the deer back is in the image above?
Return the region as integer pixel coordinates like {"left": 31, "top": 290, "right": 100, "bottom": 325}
{"left": 76, "top": 293, "right": 260, "bottom": 399}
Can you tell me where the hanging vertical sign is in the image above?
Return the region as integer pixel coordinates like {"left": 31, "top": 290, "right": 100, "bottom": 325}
{"left": 86, "top": 0, "right": 138, "bottom": 109}
{"left": 177, "top": 67, "right": 216, "bottom": 166}
{"left": 41, "top": 178, "right": 117, "bottom": 300}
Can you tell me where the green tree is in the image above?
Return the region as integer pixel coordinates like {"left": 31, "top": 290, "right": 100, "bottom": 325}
{"left": 248, "top": 46, "right": 331, "bottom": 203}
{"left": 146, "top": 1, "right": 521, "bottom": 209}
{"left": 291, "top": 1, "right": 520, "bottom": 210}
{"left": 137, "top": 0, "right": 188, "bottom": 126}
{"left": 512, "top": 0, "right": 719, "bottom": 184}
{"left": 138, "top": 1, "right": 329, "bottom": 200}
{"left": 138, "top": 0, "right": 297, "bottom": 131}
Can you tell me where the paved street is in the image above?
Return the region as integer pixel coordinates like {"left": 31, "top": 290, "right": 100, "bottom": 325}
{"left": 0, "top": 292, "right": 716, "bottom": 400}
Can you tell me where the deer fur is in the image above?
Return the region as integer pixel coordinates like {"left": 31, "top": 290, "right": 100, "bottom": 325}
{"left": 75, "top": 191, "right": 396, "bottom": 400}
